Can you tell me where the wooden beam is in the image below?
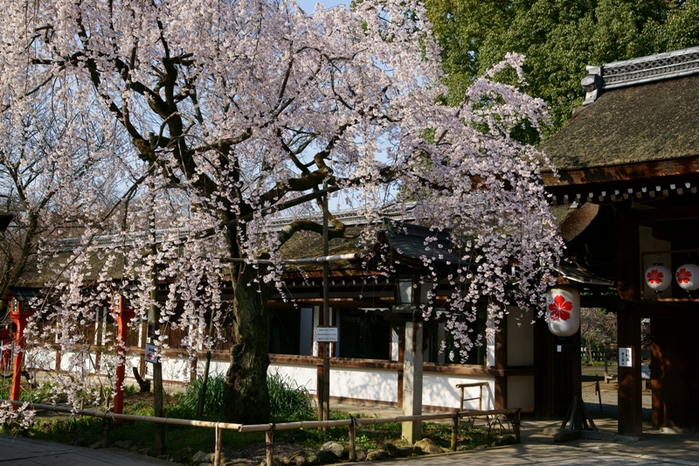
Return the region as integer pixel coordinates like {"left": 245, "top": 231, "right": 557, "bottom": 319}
{"left": 543, "top": 156, "right": 699, "bottom": 187}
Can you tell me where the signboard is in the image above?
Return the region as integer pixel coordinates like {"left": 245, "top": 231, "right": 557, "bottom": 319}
{"left": 619, "top": 347, "right": 632, "bottom": 368}
{"left": 315, "top": 327, "right": 338, "bottom": 343}
{"left": 145, "top": 343, "right": 159, "bottom": 364}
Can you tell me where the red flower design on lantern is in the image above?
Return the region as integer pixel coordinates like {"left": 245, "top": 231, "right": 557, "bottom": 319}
{"left": 548, "top": 295, "right": 572, "bottom": 321}
{"left": 676, "top": 267, "right": 693, "bottom": 284}
{"left": 646, "top": 268, "right": 665, "bottom": 285}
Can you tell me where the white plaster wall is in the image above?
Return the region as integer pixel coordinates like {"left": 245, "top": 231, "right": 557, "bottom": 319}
{"left": 160, "top": 356, "right": 193, "bottom": 383}
{"left": 28, "top": 347, "right": 504, "bottom": 410}
{"left": 507, "top": 307, "right": 534, "bottom": 367}
{"left": 506, "top": 375, "right": 535, "bottom": 409}
{"left": 330, "top": 368, "right": 398, "bottom": 403}
{"left": 194, "top": 360, "right": 229, "bottom": 378}
{"left": 422, "top": 374, "right": 495, "bottom": 410}
{"left": 25, "top": 349, "right": 56, "bottom": 371}
{"left": 269, "top": 363, "right": 318, "bottom": 394}
{"left": 182, "top": 358, "right": 228, "bottom": 382}
{"left": 124, "top": 355, "right": 142, "bottom": 376}
{"left": 59, "top": 351, "right": 98, "bottom": 374}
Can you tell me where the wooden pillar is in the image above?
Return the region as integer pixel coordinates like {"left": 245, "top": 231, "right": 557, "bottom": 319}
{"left": 534, "top": 318, "right": 554, "bottom": 417}
{"left": 9, "top": 303, "right": 32, "bottom": 405}
{"left": 616, "top": 208, "right": 643, "bottom": 437}
{"left": 650, "top": 309, "right": 699, "bottom": 430}
{"left": 396, "top": 323, "right": 405, "bottom": 407}
{"left": 401, "top": 320, "right": 423, "bottom": 443}
{"left": 111, "top": 295, "right": 135, "bottom": 423}
{"left": 493, "top": 315, "right": 507, "bottom": 409}
{"left": 617, "top": 304, "right": 642, "bottom": 436}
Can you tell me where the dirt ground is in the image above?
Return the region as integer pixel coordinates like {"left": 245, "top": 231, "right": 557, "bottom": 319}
{"left": 580, "top": 365, "right": 652, "bottom": 419}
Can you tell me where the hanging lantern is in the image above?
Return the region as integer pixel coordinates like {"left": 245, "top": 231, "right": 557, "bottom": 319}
{"left": 546, "top": 286, "right": 580, "bottom": 337}
{"left": 675, "top": 263, "right": 699, "bottom": 291}
{"left": 645, "top": 264, "right": 672, "bottom": 292}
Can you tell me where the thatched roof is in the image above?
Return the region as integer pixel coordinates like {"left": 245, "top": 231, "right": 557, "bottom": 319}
{"left": 14, "top": 249, "right": 126, "bottom": 289}
{"left": 278, "top": 226, "right": 369, "bottom": 274}
{"left": 542, "top": 73, "right": 699, "bottom": 171}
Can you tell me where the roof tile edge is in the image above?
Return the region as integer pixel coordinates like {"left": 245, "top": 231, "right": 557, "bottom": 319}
{"left": 581, "top": 46, "right": 699, "bottom": 105}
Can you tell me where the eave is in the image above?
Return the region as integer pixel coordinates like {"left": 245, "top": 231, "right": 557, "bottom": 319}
{"left": 543, "top": 156, "right": 699, "bottom": 205}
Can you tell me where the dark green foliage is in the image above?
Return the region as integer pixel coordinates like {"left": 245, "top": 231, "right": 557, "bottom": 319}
{"left": 171, "top": 374, "right": 226, "bottom": 419}
{"left": 267, "top": 372, "right": 314, "bottom": 422}
{"left": 426, "top": 0, "right": 699, "bottom": 135}
{"left": 170, "top": 371, "right": 314, "bottom": 422}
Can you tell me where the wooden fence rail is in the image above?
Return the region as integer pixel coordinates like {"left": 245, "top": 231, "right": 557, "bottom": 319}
{"left": 2, "top": 400, "right": 532, "bottom": 466}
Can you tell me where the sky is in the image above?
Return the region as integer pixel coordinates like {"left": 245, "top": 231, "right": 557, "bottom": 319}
{"left": 296, "top": 0, "right": 347, "bottom": 14}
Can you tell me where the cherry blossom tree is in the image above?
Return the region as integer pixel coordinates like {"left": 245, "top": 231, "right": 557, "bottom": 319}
{"left": 0, "top": 89, "right": 124, "bottom": 309}
{"left": 0, "top": 0, "right": 563, "bottom": 424}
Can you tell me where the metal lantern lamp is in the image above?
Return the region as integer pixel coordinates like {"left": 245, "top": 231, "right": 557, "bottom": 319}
{"left": 547, "top": 285, "right": 580, "bottom": 337}
{"left": 645, "top": 263, "right": 672, "bottom": 293}
{"left": 393, "top": 276, "right": 431, "bottom": 317}
{"left": 394, "top": 277, "right": 416, "bottom": 313}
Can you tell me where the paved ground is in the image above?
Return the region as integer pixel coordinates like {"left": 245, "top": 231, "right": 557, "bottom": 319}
{"left": 0, "top": 434, "right": 174, "bottom": 465}
{"left": 1, "top": 384, "right": 697, "bottom": 466}
{"left": 367, "top": 443, "right": 699, "bottom": 465}
{"left": 333, "top": 401, "right": 699, "bottom": 466}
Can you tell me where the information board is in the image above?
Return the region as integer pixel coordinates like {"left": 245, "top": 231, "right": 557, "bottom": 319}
{"left": 315, "top": 327, "right": 338, "bottom": 342}
{"left": 618, "top": 347, "right": 632, "bottom": 368}
{"left": 145, "top": 343, "right": 159, "bottom": 364}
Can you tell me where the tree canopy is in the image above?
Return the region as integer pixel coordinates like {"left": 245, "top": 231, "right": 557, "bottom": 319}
{"left": 426, "top": 0, "right": 699, "bottom": 134}
{"left": 0, "top": 0, "right": 563, "bottom": 424}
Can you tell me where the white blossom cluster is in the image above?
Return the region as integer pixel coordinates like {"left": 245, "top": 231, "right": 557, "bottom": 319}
{"left": 0, "top": 401, "right": 36, "bottom": 430}
{"left": 0, "top": 0, "right": 562, "bottom": 407}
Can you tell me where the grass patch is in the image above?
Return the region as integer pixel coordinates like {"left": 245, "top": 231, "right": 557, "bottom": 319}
{"left": 0, "top": 375, "right": 498, "bottom": 459}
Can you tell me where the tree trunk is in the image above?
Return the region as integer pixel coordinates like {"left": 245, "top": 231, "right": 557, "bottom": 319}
{"left": 153, "top": 362, "right": 166, "bottom": 453}
{"left": 223, "top": 266, "right": 272, "bottom": 424}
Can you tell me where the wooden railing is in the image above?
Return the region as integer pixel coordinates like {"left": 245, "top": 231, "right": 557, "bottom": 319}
{"left": 2, "top": 400, "right": 532, "bottom": 466}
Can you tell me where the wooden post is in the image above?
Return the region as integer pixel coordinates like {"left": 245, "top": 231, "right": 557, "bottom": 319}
{"left": 615, "top": 208, "right": 642, "bottom": 437}
{"left": 265, "top": 427, "right": 274, "bottom": 466}
{"left": 9, "top": 299, "right": 32, "bottom": 406}
{"left": 493, "top": 313, "right": 508, "bottom": 409}
{"left": 111, "top": 294, "right": 135, "bottom": 424}
{"left": 450, "top": 412, "right": 459, "bottom": 451}
{"left": 618, "top": 305, "right": 642, "bottom": 437}
{"left": 348, "top": 416, "right": 357, "bottom": 461}
{"left": 511, "top": 408, "right": 521, "bottom": 443}
{"left": 101, "top": 417, "right": 111, "bottom": 448}
{"left": 318, "top": 179, "right": 331, "bottom": 422}
{"left": 401, "top": 320, "right": 423, "bottom": 443}
{"left": 214, "top": 423, "right": 222, "bottom": 466}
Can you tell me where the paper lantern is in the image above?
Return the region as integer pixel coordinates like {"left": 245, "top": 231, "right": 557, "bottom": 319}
{"left": 675, "top": 263, "right": 699, "bottom": 291}
{"left": 547, "top": 286, "right": 580, "bottom": 337}
{"left": 645, "top": 264, "right": 671, "bottom": 292}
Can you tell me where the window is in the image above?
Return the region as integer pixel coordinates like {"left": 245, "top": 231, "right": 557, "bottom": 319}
{"left": 338, "top": 309, "right": 390, "bottom": 360}
{"left": 270, "top": 307, "right": 302, "bottom": 355}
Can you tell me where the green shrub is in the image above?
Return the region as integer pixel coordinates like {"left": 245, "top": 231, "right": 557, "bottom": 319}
{"left": 171, "top": 371, "right": 314, "bottom": 422}
{"left": 267, "top": 372, "right": 314, "bottom": 422}
{"left": 173, "top": 373, "right": 225, "bottom": 419}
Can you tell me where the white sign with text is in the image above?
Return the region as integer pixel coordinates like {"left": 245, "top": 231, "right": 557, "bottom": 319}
{"left": 618, "top": 347, "right": 632, "bottom": 368}
{"left": 315, "top": 327, "right": 338, "bottom": 342}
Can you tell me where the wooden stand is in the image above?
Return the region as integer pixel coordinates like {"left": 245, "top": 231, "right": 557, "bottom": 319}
{"left": 553, "top": 396, "right": 617, "bottom": 442}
